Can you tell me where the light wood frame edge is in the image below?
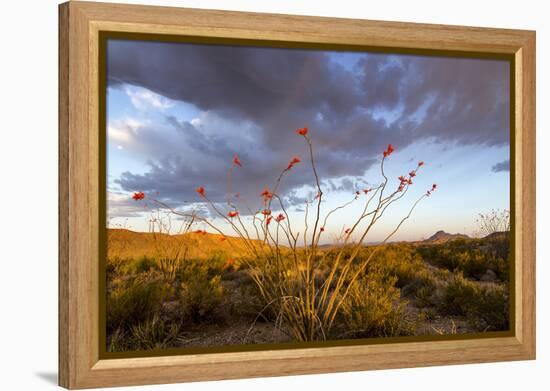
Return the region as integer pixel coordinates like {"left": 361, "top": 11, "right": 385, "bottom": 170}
{"left": 58, "top": 1, "right": 536, "bottom": 389}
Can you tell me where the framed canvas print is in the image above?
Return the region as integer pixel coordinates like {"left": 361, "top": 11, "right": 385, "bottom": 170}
{"left": 58, "top": 1, "right": 536, "bottom": 389}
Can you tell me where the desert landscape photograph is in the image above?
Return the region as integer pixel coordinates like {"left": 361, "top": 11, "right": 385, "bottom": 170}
{"left": 104, "top": 39, "right": 511, "bottom": 353}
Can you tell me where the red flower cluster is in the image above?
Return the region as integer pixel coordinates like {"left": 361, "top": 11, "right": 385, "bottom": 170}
{"left": 261, "top": 209, "right": 272, "bottom": 216}
{"left": 266, "top": 216, "right": 273, "bottom": 225}
{"left": 275, "top": 213, "right": 285, "bottom": 223}
{"left": 233, "top": 155, "right": 242, "bottom": 167}
{"left": 320, "top": 227, "right": 325, "bottom": 232}
{"left": 397, "top": 175, "right": 413, "bottom": 192}
{"left": 132, "top": 191, "right": 145, "bottom": 201}
{"left": 196, "top": 186, "right": 205, "bottom": 197}
{"left": 260, "top": 187, "right": 273, "bottom": 202}
{"left": 228, "top": 211, "right": 239, "bottom": 218}
{"left": 396, "top": 160, "right": 425, "bottom": 192}
{"left": 286, "top": 156, "right": 301, "bottom": 170}
{"left": 363, "top": 189, "right": 370, "bottom": 195}
{"left": 383, "top": 143, "right": 395, "bottom": 158}
{"left": 426, "top": 183, "right": 438, "bottom": 196}
{"left": 296, "top": 127, "right": 308, "bottom": 136}
{"left": 344, "top": 228, "right": 351, "bottom": 234}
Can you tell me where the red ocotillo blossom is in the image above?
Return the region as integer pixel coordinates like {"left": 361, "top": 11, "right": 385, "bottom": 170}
{"left": 266, "top": 216, "right": 273, "bottom": 225}
{"left": 287, "top": 156, "right": 301, "bottom": 170}
{"left": 427, "top": 183, "right": 438, "bottom": 196}
{"left": 232, "top": 155, "right": 242, "bottom": 167}
{"left": 132, "top": 191, "right": 145, "bottom": 201}
{"left": 320, "top": 227, "right": 325, "bottom": 232}
{"left": 228, "top": 211, "right": 239, "bottom": 218}
{"left": 344, "top": 228, "right": 351, "bottom": 234}
{"left": 409, "top": 171, "right": 416, "bottom": 178}
{"left": 261, "top": 209, "right": 272, "bottom": 216}
{"left": 296, "top": 127, "right": 308, "bottom": 136}
{"left": 418, "top": 161, "right": 424, "bottom": 167}
{"left": 196, "top": 186, "right": 205, "bottom": 197}
{"left": 383, "top": 143, "right": 395, "bottom": 158}
{"left": 275, "top": 213, "right": 285, "bottom": 223}
{"left": 260, "top": 187, "right": 273, "bottom": 202}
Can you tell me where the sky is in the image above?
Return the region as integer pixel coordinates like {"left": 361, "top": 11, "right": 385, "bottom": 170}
{"left": 106, "top": 39, "right": 510, "bottom": 244}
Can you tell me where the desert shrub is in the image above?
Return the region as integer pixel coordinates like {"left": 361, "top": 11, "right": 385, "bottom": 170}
{"left": 368, "top": 245, "right": 437, "bottom": 304}
{"left": 179, "top": 270, "right": 225, "bottom": 323}
{"left": 125, "top": 256, "right": 157, "bottom": 275}
{"left": 106, "top": 257, "right": 121, "bottom": 277}
{"left": 481, "top": 234, "right": 510, "bottom": 280}
{"left": 107, "top": 256, "right": 158, "bottom": 277}
{"left": 418, "top": 238, "right": 509, "bottom": 281}
{"left": 467, "top": 284, "right": 509, "bottom": 331}
{"left": 400, "top": 269, "right": 437, "bottom": 299}
{"left": 206, "top": 252, "right": 231, "bottom": 275}
{"left": 227, "top": 271, "right": 265, "bottom": 318}
{"left": 369, "top": 245, "right": 420, "bottom": 283}
{"left": 414, "top": 284, "right": 437, "bottom": 307}
{"left": 439, "top": 273, "right": 509, "bottom": 331}
{"left": 336, "top": 268, "right": 414, "bottom": 338}
{"left": 107, "top": 277, "right": 172, "bottom": 332}
{"left": 439, "top": 273, "right": 479, "bottom": 315}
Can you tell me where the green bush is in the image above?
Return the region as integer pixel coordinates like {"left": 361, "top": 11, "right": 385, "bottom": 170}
{"left": 179, "top": 271, "right": 225, "bottom": 323}
{"left": 107, "top": 277, "right": 172, "bottom": 332}
{"left": 439, "top": 273, "right": 509, "bottom": 331}
{"left": 337, "top": 269, "right": 414, "bottom": 338}
{"left": 418, "top": 237, "right": 509, "bottom": 281}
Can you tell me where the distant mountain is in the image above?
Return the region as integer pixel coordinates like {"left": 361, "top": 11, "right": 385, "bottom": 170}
{"left": 107, "top": 228, "right": 270, "bottom": 261}
{"left": 423, "top": 230, "right": 470, "bottom": 244}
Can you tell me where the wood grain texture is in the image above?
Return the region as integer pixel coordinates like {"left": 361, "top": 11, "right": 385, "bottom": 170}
{"left": 58, "top": 3, "right": 70, "bottom": 387}
{"left": 58, "top": 1, "right": 536, "bottom": 388}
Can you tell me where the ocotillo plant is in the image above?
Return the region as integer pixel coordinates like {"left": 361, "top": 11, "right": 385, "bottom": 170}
{"left": 132, "top": 127, "right": 437, "bottom": 341}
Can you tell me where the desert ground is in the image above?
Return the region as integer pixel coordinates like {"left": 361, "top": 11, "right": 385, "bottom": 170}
{"left": 106, "top": 228, "right": 510, "bottom": 352}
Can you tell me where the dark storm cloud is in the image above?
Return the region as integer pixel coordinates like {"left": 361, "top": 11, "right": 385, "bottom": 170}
{"left": 107, "top": 40, "right": 509, "bottom": 208}
{"left": 108, "top": 40, "right": 360, "bottom": 123}
{"left": 492, "top": 159, "right": 510, "bottom": 172}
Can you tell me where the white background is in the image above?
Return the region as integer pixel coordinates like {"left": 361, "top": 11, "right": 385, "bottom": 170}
{"left": 0, "top": 0, "right": 547, "bottom": 389}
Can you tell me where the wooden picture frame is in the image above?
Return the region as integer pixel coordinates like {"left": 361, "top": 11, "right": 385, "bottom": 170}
{"left": 59, "top": 1, "right": 536, "bottom": 389}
